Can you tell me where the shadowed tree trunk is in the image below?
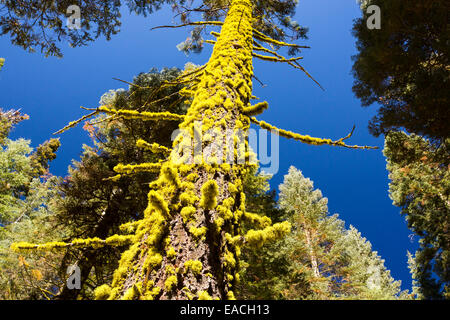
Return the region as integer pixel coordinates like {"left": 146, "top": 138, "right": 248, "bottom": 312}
{"left": 56, "top": 202, "right": 120, "bottom": 299}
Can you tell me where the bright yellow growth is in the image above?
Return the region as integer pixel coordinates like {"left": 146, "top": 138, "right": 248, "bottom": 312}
{"left": 198, "top": 291, "right": 212, "bottom": 300}
{"left": 227, "top": 290, "right": 236, "bottom": 300}
{"left": 94, "top": 284, "right": 112, "bottom": 300}
{"left": 148, "top": 190, "right": 170, "bottom": 217}
{"left": 167, "top": 247, "right": 177, "bottom": 260}
{"left": 165, "top": 275, "right": 178, "bottom": 291}
{"left": 242, "top": 101, "right": 269, "bottom": 116}
{"left": 200, "top": 180, "right": 219, "bottom": 210}
{"left": 136, "top": 139, "right": 171, "bottom": 154}
{"left": 180, "top": 206, "right": 196, "bottom": 222}
{"left": 184, "top": 260, "right": 203, "bottom": 275}
{"left": 98, "top": 106, "right": 185, "bottom": 122}
{"left": 113, "top": 162, "right": 162, "bottom": 174}
{"left": 245, "top": 221, "right": 292, "bottom": 248}
{"left": 189, "top": 226, "right": 208, "bottom": 240}
{"left": 11, "top": 235, "right": 134, "bottom": 252}
{"left": 243, "top": 212, "right": 272, "bottom": 228}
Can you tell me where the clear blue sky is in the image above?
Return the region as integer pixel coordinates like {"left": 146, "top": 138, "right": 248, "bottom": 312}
{"left": 0, "top": 0, "right": 417, "bottom": 291}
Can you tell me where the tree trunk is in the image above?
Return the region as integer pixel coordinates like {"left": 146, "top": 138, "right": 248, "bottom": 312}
{"left": 304, "top": 227, "right": 320, "bottom": 278}
{"left": 104, "top": 0, "right": 255, "bottom": 300}
{"left": 57, "top": 202, "right": 120, "bottom": 299}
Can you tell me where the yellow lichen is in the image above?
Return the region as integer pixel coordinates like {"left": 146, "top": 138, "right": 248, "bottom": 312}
{"left": 189, "top": 226, "right": 207, "bottom": 240}
{"left": 122, "top": 285, "right": 141, "bottom": 300}
{"left": 98, "top": 106, "right": 185, "bottom": 122}
{"left": 148, "top": 190, "right": 170, "bottom": 217}
{"left": 244, "top": 221, "right": 292, "bottom": 248}
{"left": 227, "top": 290, "right": 236, "bottom": 300}
{"left": 165, "top": 275, "right": 178, "bottom": 291}
{"left": 10, "top": 235, "right": 134, "bottom": 252}
{"left": 242, "top": 212, "right": 272, "bottom": 228}
{"left": 242, "top": 101, "right": 269, "bottom": 116}
{"left": 167, "top": 247, "right": 177, "bottom": 260}
{"left": 198, "top": 291, "right": 212, "bottom": 300}
{"left": 251, "top": 117, "right": 376, "bottom": 150}
{"left": 94, "top": 284, "right": 112, "bottom": 300}
{"left": 143, "top": 253, "right": 163, "bottom": 271}
{"left": 180, "top": 206, "right": 197, "bottom": 223}
{"left": 200, "top": 180, "right": 219, "bottom": 210}
{"left": 184, "top": 260, "right": 203, "bottom": 275}
{"left": 113, "top": 162, "right": 162, "bottom": 175}
{"left": 136, "top": 139, "right": 171, "bottom": 154}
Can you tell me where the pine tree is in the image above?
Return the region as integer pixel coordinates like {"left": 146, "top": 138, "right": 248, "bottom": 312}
{"left": 0, "top": 137, "right": 35, "bottom": 223}
{"left": 384, "top": 131, "right": 449, "bottom": 299}
{"left": 352, "top": 0, "right": 449, "bottom": 141}
{"left": 0, "top": 177, "right": 66, "bottom": 300}
{"left": 0, "top": 109, "right": 60, "bottom": 223}
{"left": 272, "top": 166, "right": 404, "bottom": 299}
{"left": 12, "top": 0, "right": 374, "bottom": 300}
{"left": 0, "top": 110, "right": 64, "bottom": 299}
{"left": 353, "top": 0, "right": 449, "bottom": 299}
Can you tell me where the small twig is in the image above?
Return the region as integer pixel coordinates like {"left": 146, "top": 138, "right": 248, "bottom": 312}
{"left": 80, "top": 106, "right": 97, "bottom": 111}
{"left": 112, "top": 77, "right": 146, "bottom": 89}
{"left": 252, "top": 74, "right": 267, "bottom": 88}
{"left": 338, "top": 126, "right": 356, "bottom": 142}
{"left": 151, "top": 21, "right": 223, "bottom": 31}
{"left": 88, "top": 114, "right": 117, "bottom": 126}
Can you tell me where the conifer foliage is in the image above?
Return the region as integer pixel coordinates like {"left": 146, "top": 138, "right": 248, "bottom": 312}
{"left": 384, "top": 132, "right": 449, "bottom": 299}
{"left": 242, "top": 166, "right": 404, "bottom": 300}
{"left": 0, "top": 109, "right": 64, "bottom": 299}
{"left": 352, "top": 0, "right": 449, "bottom": 141}
{"left": 0, "top": 0, "right": 307, "bottom": 57}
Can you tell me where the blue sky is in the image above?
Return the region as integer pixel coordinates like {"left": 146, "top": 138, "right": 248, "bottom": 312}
{"left": 0, "top": 0, "right": 417, "bottom": 291}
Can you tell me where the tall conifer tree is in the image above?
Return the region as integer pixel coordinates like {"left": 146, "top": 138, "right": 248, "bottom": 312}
{"left": 275, "top": 166, "right": 404, "bottom": 299}
{"left": 0, "top": 109, "right": 63, "bottom": 299}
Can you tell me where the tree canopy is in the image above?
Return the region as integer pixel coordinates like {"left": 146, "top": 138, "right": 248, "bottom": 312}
{"left": 352, "top": 0, "right": 449, "bottom": 141}
{"left": 384, "top": 132, "right": 449, "bottom": 299}
{"left": 0, "top": 0, "right": 307, "bottom": 57}
{"left": 239, "top": 166, "right": 407, "bottom": 300}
